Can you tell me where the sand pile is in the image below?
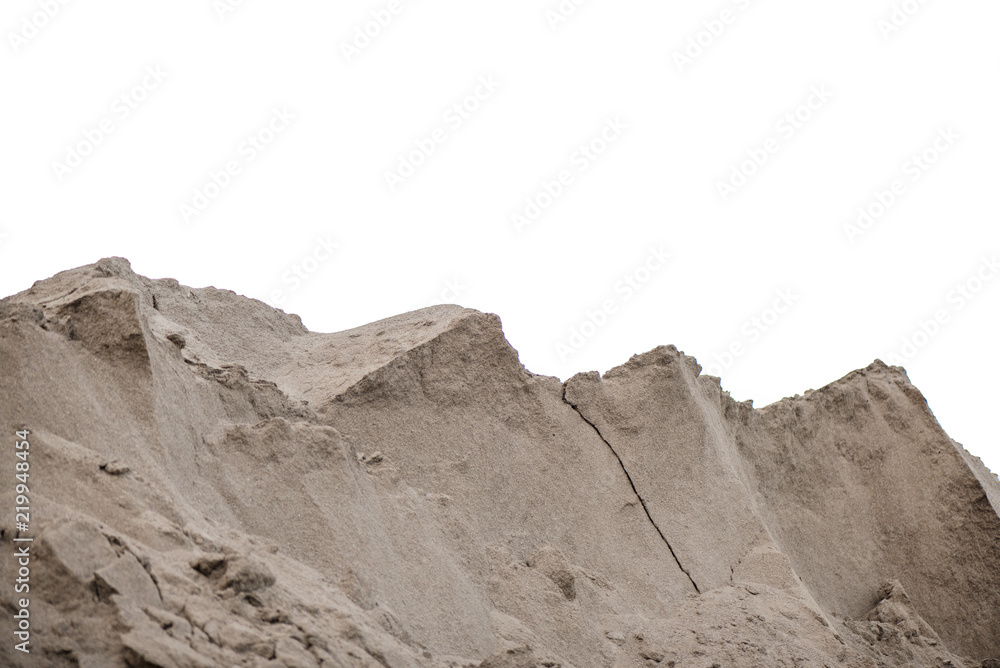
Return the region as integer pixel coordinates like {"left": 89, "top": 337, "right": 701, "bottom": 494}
{"left": 1, "top": 257, "right": 998, "bottom": 668}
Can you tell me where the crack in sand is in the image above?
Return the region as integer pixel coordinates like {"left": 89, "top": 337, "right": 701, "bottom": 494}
{"left": 562, "top": 388, "right": 701, "bottom": 594}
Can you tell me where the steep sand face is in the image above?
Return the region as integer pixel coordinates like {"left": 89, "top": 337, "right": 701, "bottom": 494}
{"left": 564, "top": 348, "right": 771, "bottom": 596}
{"left": 740, "top": 362, "right": 1000, "bottom": 659}
{"left": 0, "top": 257, "right": 998, "bottom": 668}
{"left": 565, "top": 347, "right": 1000, "bottom": 659}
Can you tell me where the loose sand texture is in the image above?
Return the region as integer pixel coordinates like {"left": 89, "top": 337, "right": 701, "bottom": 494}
{"left": 1, "top": 257, "right": 998, "bottom": 668}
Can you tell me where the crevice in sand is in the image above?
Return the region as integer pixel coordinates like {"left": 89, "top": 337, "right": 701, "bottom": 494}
{"left": 561, "top": 387, "right": 701, "bottom": 594}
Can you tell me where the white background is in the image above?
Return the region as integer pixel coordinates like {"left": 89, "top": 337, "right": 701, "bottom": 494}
{"left": 2, "top": 0, "right": 998, "bottom": 476}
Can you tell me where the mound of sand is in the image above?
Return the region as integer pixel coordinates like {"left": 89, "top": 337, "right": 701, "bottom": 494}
{"left": 1, "top": 257, "right": 998, "bottom": 668}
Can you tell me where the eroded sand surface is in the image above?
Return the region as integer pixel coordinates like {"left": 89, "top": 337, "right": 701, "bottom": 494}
{"left": 1, "top": 258, "right": 998, "bottom": 667}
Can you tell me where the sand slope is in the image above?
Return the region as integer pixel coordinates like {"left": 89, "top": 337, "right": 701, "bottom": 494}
{"left": 1, "top": 257, "right": 998, "bottom": 668}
